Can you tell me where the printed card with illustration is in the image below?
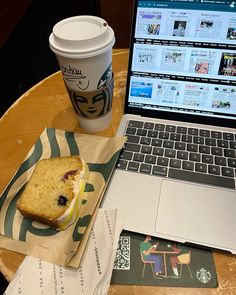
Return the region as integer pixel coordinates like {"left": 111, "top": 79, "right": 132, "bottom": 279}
{"left": 0, "top": 128, "right": 125, "bottom": 267}
{"left": 111, "top": 231, "right": 218, "bottom": 288}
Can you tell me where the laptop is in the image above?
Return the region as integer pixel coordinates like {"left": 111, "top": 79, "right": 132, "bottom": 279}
{"left": 102, "top": 0, "right": 236, "bottom": 254}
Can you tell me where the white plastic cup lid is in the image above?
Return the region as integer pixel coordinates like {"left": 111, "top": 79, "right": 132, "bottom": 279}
{"left": 49, "top": 15, "right": 115, "bottom": 58}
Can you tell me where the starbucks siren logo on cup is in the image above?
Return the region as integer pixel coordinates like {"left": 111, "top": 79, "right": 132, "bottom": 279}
{"left": 49, "top": 15, "right": 115, "bottom": 132}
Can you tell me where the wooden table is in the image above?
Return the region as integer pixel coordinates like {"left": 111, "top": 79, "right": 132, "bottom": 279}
{"left": 0, "top": 49, "right": 236, "bottom": 295}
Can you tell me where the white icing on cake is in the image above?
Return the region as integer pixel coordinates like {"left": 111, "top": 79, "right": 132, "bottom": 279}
{"left": 56, "top": 158, "right": 88, "bottom": 230}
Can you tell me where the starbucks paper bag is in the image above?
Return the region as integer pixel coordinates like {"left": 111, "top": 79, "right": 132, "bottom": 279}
{"left": 0, "top": 128, "right": 125, "bottom": 267}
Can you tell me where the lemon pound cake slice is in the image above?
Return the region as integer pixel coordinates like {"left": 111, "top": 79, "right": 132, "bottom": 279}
{"left": 17, "top": 156, "right": 88, "bottom": 230}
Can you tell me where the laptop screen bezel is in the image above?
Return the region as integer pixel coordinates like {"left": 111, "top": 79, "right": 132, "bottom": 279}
{"left": 124, "top": 0, "right": 236, "bottom": 129}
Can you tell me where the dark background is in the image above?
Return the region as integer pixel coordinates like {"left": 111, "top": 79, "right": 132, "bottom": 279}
{"left": 0, "top": 272, "right": 8, "bottom": 294}
{"left": 0, "top": 0, "right": 100, "bottom": 118}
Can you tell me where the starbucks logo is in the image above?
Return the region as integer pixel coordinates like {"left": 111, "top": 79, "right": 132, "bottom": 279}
{"left": 196, "top": 268, "right": 212, "bottom": 283}
{"left": 68, "top": 75, "right": 114, "bottom": 119}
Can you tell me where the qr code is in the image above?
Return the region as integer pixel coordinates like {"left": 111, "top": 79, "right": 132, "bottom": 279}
{"left": 113, "top": 236, "right": 130, "bottom": 270}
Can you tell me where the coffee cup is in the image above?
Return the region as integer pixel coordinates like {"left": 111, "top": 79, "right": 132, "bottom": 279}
{"left": 49, "top": 15, "right": 115, "bottom": 132}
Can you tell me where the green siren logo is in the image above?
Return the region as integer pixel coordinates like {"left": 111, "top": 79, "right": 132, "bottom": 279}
{"left": 97, "top": 64, "right": 112, "bottom": 89}
{"left": 69, "top": 76, "right": 113, "bottom": 119}
{"left": 68, "top": 64, "right": 114, "bottom": 119}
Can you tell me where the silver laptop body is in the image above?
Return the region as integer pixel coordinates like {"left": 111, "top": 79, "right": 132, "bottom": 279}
{"left": 102, "top": 0, "right": 236, "bottom": 254}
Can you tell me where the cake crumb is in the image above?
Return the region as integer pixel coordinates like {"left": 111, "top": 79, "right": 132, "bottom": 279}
{"left": 16, "top": 139, "right": 23, "bottom": 144}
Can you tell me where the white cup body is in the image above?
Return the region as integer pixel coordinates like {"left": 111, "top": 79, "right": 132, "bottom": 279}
{"left": 49, "top": 15, "right": 115, "bottom": 132}
{"left": 55, "top": 50, "right": 112, "bottom": 92}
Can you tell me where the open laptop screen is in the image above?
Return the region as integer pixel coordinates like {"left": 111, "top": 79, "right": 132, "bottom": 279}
{"left": 125, "top": 0, "right": 236, "bottom": 127}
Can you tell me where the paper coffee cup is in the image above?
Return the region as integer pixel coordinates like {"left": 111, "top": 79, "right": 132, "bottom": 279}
{"left": 49, "top": 15, "right": 115, "bottom": 132}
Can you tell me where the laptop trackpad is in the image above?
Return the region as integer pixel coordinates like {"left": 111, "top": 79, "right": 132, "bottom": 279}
{"left": 156, "top": 179, "right": 236, "bottom": 251}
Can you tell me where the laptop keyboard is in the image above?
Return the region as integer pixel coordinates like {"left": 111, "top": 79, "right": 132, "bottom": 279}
{"left": 117, "top": 120, "right": 236, "bottom": 189}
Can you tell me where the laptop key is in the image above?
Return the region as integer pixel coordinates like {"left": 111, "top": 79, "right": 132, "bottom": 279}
{"left": 140, "top": 163, "right": 152, "bottom": 174}
{"left": 170, "top": 159, "right": 181, "bottom": 168}
{"left": 211, "top": 131, "right": 222, "bottom": 139}
{"left": 137, "top": 128, "right": 147, "bottom": 136}
{"left": 177, "top": 126, "right": 187, "bottom": 134}
{"left": 157, "top": 157, "right": 169, "bottom": 166}
{"left": 127, "top": 135, "right": 140, "bottom": 144}
{"left": 177, "top": 151, "right": 188, "bottom": 160}
{"left": 215, "top": 156, "right": 226, "bottom": 166}
{"left": 202, "top": 154, "right": 213, "bottom": 164}
{"left": 230, "top": 141, "right": 236, "bottom": 149}
{"left": 154, "top": 123, "right": 165, "bottom": 131}
{"left": 175, "top": 142, "right": 186, "bottom": 150}
{"left": 195, "top": 163, "right": 207, "bottom": 173}
{"left": 152, "top": 166, "right": 168, "bottom": 176}
{"left": 189, "top": 152, "right": 201, "bottom": 162}
{"left": 133, "top": 153, "right": 145, "bottom": 162}
{"left": 182, "top": 134, "right": 193, "bottom": 143}
{"left": 208, "top": 165, "right": 220, "bottom": 175}
{"left": 152, "top": 138, "right": 162, "bottom": 147}
{"left": 217, "top": 139, "right": 229, "bottom": 148}
{"left": 128, "top": 161, "right": 139, "bottom": 172}
{"left": 144, "top": 122, "right": 154, "bottom": 129}
{"left": 170, "top": 133, "right": 181, "bottom": 141}
{"left": 224, "top": 149, "right": 236, "bottom": 158}
{"left": 117, "top": 159, "right": 128, "bottom": 169}
{"left": 187, "top": 143, "right": 198, "bottom": 152}
{"left": 141, "top": 145, "right": 152, "bottom": 154}
{"left": 140, "top": 137, "right": 151, "bottom": 145}
{"left": 193, "top": 136, "right": 204, "bottom": 144}
{"left": 145, "top": 155, "right": 157, "bottom": 164}
{"left": 163, "top": 140, "right": 174, "bottom": 149}
{"left": 166, "top": 125, "right": 176, "bottom": 132}
{"left": 165, "top": 149, "right": 176, "bottom": 158}
{"left": 128, "top": 120, "right": 143, "bottom": 128}
{"left": 147, "top": 130, "right": 158, "bottom": 138}
{"left": 120, "top": 151, "right": 133, "bottom": 160}
{"left": 153, "top": 147, "right": 164, "bottom": 156}
{"left": 168, "top": 168, "right": 235, "bottom": 188}
{"left": 199, "top": 145, "right": 210, "bottom": 154}
{"left": 223, "top": 132, "right": 234, "bottom": 140}
{"left": 125, "top": 143, "right": 141, "bottom": 152}
{"left": 222, "top": 167, "right": 234, "bottom": 177}
{"left": 228, "top": 158, "right": 236, "bottom": 168}
{"left": 126, "top": 127, "right": 136, "bottom": 135}
{"left": 205, "top": 138, "right": 217, "bottom": 146}
{"left": 159, "top": 131, "right": 169, "bottom": 139}
{"left": 212, "top": 147, "right": 223, "bottom": 156}
{"left": 188, "top": 128, "right": 198, "bottom": 135}
{"left": 182, "top": 161, "right": 194, "bottom": 171}
{"left": 200, "top": 129, "right": 210, "bottom": 137}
